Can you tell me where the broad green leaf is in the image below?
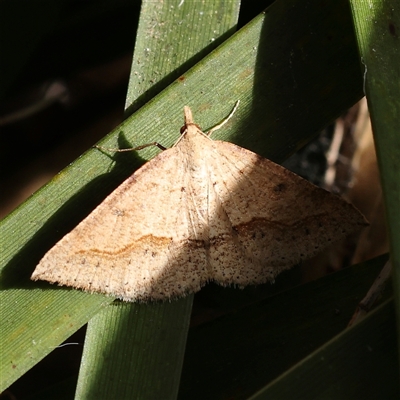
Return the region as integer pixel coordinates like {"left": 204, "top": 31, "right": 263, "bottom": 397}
{"left": 349, "top": 0, "right": 400, "bottom": 363}
{"left": 251, "top": 299, "right": 398, "bottom": 399}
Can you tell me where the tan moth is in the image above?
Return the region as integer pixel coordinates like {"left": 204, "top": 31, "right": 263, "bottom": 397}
{"left": 32, "top": 104, "right": 367, "bottom": 301}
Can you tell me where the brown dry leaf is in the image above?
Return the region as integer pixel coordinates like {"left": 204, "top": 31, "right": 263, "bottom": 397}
{"left": 349, "top": 99, "right": 389, "bottom": 263}
{"left": 31, "top": 106, "right": 368, "bottom": 301}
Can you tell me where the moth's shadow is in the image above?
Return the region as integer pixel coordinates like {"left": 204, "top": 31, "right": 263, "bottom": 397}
{"left": 1, "top": 132, "right": 150, "bottom": 290}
